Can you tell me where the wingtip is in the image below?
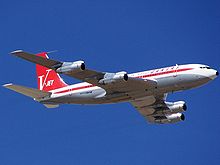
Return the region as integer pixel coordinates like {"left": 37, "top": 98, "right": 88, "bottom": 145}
{"left": 2, "top": 83, "right": 13, "bottom": 87}
{"left": 47, "top": 50, "right": 58, "bottom": 54}
{"left": 10, "top": 50, "right": 23, "bottom": 55}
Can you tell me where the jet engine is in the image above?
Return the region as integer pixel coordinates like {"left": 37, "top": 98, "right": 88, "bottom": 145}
{"left": 98, "top": 71, "right": 128, "bottom": 85}
{"left": 155, "top": 101, "right": 187, "bottom": 115}
{"left": 155, "top": 113, "right": 185, "bottom": 124}
{"left": 56, "top": 61, "right": 85, "bottom": 73}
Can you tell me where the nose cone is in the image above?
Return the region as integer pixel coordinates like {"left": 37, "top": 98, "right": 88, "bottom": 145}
{"left": 209, "top": 69, "right": 218, "bottom": 80}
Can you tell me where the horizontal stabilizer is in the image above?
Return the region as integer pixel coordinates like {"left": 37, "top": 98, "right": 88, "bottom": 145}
{"left": 3, "top": 83, "right": 51, "bottom": 99}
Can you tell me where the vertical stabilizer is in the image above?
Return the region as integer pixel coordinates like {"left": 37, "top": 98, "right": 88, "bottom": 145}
{"left": 36, "top": 52, "right": 68, "bottom": 91}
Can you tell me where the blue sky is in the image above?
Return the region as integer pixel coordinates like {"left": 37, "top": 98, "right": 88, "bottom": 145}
{"left": 0, "top": 0, "right": 220, "bottom": 164}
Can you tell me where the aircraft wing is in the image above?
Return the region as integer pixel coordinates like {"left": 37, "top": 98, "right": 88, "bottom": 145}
{"left": 130, "top": 94, "right": 185, "bottom": 124}
{"left": 11, "top": 50, "right": 105, "bottom": 85}
{"left": 11, "top": 50, "right": 157, "bottom": 93}
{"left": 99, "top": 77, "right": 157, "bottom": 94}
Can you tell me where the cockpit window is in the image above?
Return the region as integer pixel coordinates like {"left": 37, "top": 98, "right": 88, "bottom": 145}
{"left": 200, "top": 66, "right": 211, "bottom": 69}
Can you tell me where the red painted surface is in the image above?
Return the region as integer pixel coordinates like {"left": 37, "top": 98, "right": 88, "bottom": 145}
{"left": 138, "top": 68, "right": 192, "bottom": 78}
{"left": 54, "top": 85, "right": 94, "bottom": 94}
{"left": 36, "top": 52, "right": 68, "bottom": 91}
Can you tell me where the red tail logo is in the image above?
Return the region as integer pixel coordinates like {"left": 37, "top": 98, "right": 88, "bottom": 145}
{"left": 36, "top": 52, "right": 68, "bottom": 91}
{"left": 38, "top": 69, "right": 55, "bottom": 90}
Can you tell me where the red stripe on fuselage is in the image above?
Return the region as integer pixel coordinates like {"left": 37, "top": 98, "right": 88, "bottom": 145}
{"left": 54, "top": 68, "right": 193, "bottom": 94}
{"left": 137, "top": 68, "right": 192, "bottom": 78}
{"left": 54, "top": 84, "right": 94, "bottom": 94}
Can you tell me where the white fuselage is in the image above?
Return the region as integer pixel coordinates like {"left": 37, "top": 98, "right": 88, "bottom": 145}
{"left": 40, "top": 64, "right": 218, "bottom": 105}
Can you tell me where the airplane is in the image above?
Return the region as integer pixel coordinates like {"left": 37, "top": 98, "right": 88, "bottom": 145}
{"left": 3, "top": 50, "right": 218, "bottom": 124}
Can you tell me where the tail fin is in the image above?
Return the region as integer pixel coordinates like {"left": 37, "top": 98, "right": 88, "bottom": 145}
{"left": 36, "top": 52, "right": 68, "bottom": 91}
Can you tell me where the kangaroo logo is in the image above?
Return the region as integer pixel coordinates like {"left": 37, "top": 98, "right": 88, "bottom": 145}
{"left": 38, "top": 69, "right": 54, "bottom": 90}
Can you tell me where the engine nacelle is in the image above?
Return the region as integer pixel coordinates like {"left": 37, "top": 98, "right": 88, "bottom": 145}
{"left": 56, "top": 61, "right": 85, "bottom": 73}
{"left": 155, "top": 113, "right": 185, "bottom": 124}
{"left": 98, "top": 71, "right": 128, "bottom": 85}
{"left": 155, "top": 101, "right": 187, "bottom": 115}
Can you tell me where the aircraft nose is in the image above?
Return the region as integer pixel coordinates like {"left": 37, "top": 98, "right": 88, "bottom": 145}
{"left": 207, "top": 69, "right": 218, "bottom": 80}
